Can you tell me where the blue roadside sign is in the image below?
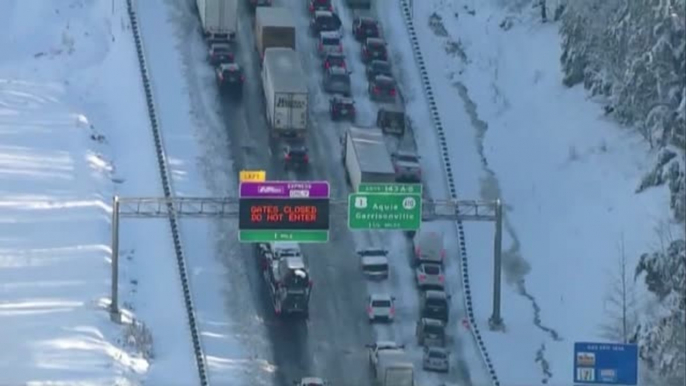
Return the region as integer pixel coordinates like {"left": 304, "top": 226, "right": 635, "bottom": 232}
{"left": 574, "top": 342, "right": 638, "bottom": 385}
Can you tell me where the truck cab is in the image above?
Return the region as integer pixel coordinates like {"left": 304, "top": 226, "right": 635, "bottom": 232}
{"left": 268, "top": 256, "right": 312, "bottom": 315}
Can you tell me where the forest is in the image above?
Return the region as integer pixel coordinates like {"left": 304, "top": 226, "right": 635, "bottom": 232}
{"left": 555, "top": 0, "right": 685, "bottom": 384}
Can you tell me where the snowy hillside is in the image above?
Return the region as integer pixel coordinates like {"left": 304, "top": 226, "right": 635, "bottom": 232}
{"left": 560, "top": 0, "right": 685, "bottom": 223}
{"left": 398, "top": 0, "right": 684, "bottom": 385}
{"left": 0, "top": 1, "right": 195, "bottom": 384}
{"left": 559, "top": 0, "right": 685, "bottom": 383}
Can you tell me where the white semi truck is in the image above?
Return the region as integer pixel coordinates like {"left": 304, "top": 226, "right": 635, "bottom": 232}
{"left": 261, "top": 48, "right": 308, "bottom": 138}
{"left": 342, "top": 126, "right": 396, "bottom": 192}
{"left": 255, "top": 7, "right": 296, "bottom": 60}
{"left": 196, "top": 0, "right": 238, "bottom": 41}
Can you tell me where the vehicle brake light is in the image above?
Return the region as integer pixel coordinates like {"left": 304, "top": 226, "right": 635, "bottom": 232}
{"left": 373, "top": 87, "right": 380, "bottom": 94}
{"left": 415, "top": 247, "right": 420, "bottom": 256}
{"left": 367, "top": 306, "right": 372, "bottom": 314}
{"left": 308, "top": 279, "right": 313, "bottom": 287}
{"left": 285, "top": 154, "right": 291, "bottom": 161}
{"left": 389, "top": 307, "right": 395, "bottom": 315}
{"left": 337, "top": 45, "right": 342, "bottom": 52}
{"left": 309, "top": 4, "right": 314, "bottom": 11}
{"left": 325, "top": 62, "right": 330, "bottom": 69}
{"left": 390, "top": 88, "right": 397, "bottom": 96}
{"left": 439, "top": 275, "right": 445, "bottom": 283}
{"left": 303, "top": 154, "right": 309, "bottom": 163}
{"left": 419, "top": 274, "right": 426, "bottom": 281}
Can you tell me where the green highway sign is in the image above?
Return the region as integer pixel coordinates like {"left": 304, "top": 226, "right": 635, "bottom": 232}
{"left": 239, "top": 230, "right": 329, "bottom": 243}
{"left": 358, "top": 183, "right": 423, "bottom": 195}
{"left": 348, "top": 193, "right": 422, "bottom": 230}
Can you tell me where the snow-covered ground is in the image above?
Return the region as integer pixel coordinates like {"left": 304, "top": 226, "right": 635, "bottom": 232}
{"left": 396, "top": 0, "right": 677, "bottom": 385}
{"left": 0, "top": 0, "right": 195, "bottom": 384}
{"left": 136, "top": 0, "right": 274, "bottom": 384}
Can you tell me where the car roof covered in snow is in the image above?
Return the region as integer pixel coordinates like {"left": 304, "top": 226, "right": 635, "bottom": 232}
{"left": 362, "top": 254, "right": 388, "bottom": 265}
{"left": 370, "top": 293, "right": 393, "bottom": 302}
{"left": 271, "top": 241, "right": 300, "bottom": 250}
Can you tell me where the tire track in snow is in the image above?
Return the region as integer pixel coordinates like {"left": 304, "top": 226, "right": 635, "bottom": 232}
{"left": 426, "top": 10, "right": 563, "bottom": 383}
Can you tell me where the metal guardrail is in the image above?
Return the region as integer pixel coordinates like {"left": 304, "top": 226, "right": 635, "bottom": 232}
{"left": 397, "top": 1, "right": 501, "bottom": 385}
{"left": 124, "top": 1, "right": 209, "bottom": 385}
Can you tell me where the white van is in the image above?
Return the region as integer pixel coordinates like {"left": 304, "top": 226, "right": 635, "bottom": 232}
{"left": 358, "top": 248, "right": 389, "bottom": 279}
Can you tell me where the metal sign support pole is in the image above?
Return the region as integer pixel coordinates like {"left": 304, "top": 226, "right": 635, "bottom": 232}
{"left": 110, "top": 196, "right": 120, "bottom": 322}
{"left": 489, "top": 199, "right": 504, "bottom": 330}
{"left": 107, "top": 195, "right": 505, "bottom": 329}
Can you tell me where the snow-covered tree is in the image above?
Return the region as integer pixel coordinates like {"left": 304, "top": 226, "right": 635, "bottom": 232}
{"left": 634, "top": 237, "right": 685, "bottom": 386}
{"left": 560, "top": 0, "right": 685, "bottom": 145}
{"left": 600, "top": 235, "right": 640, "bottom": 343}
{"left": 559, "top": 0, "right": 686, "bottom": 223}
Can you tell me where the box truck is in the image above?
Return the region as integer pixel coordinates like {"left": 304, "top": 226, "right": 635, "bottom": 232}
{"left": 261, "top": 48, "right": 308, "bottom": 138}
{"left": 255, "top": 7, "right": 296, "bottom": 60}
{"left": 196, "top": 0, "right": 238, "bottom": 41}
{"left": 373, "top": 349, "right": 415, "bottom": 386}
{"left": 341, "top": 126, "right": 396, "bottom": 192}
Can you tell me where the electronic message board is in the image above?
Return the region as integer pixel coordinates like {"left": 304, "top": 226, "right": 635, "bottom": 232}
{"left": 239, "top": 198, "right": 329, "bottom": 230}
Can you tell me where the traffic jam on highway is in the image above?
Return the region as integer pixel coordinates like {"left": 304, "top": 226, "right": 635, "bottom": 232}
{"left": 197, "top": 0, "right": 456, "bottom": 385}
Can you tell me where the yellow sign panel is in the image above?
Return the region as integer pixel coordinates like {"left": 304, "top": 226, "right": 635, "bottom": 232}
{"left": 240, "top": 170, "right": 266, "bottom": 182}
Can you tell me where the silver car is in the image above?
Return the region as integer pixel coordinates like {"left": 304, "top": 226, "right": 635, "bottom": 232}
{"left": 323, "top": 66, "right": 351, "bottom": 96}
{"left": 423, "top": 346, "right": 450, "bottom": 373}
{"left": 358, "top": 248, "right": 389, "bottom": 280}
{"left": 318, "top": 31, "right": 342, "bottom": 57}
{"left": 416, "top": 317, "right": 446, "bottom": 347}
{"left": 391, "top": 150, "right": 421, "bottom": 182}
{"left": 415, "top": 262, "right": 445, "bottom": 291}
{"left": 366, "top": 293, "right": 395, "bottom": 322}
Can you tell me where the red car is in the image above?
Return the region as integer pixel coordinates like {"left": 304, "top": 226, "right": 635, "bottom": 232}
{"left": 322, "top": 52, "right": 347, "bottom": 70}
{"left": 352, "top": 16, "right": 380, "bottom": 41}
{"left": 308, "top": 0, "right": 333, "bottom": 13}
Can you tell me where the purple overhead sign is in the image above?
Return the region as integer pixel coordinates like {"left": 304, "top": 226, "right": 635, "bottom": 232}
{"left": 239, "top": 181, "right": 330, "bottom": 198}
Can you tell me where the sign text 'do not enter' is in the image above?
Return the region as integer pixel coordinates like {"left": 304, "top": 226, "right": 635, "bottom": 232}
{"left": 239, "top": 198, "right": 330, "bottom": 230}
